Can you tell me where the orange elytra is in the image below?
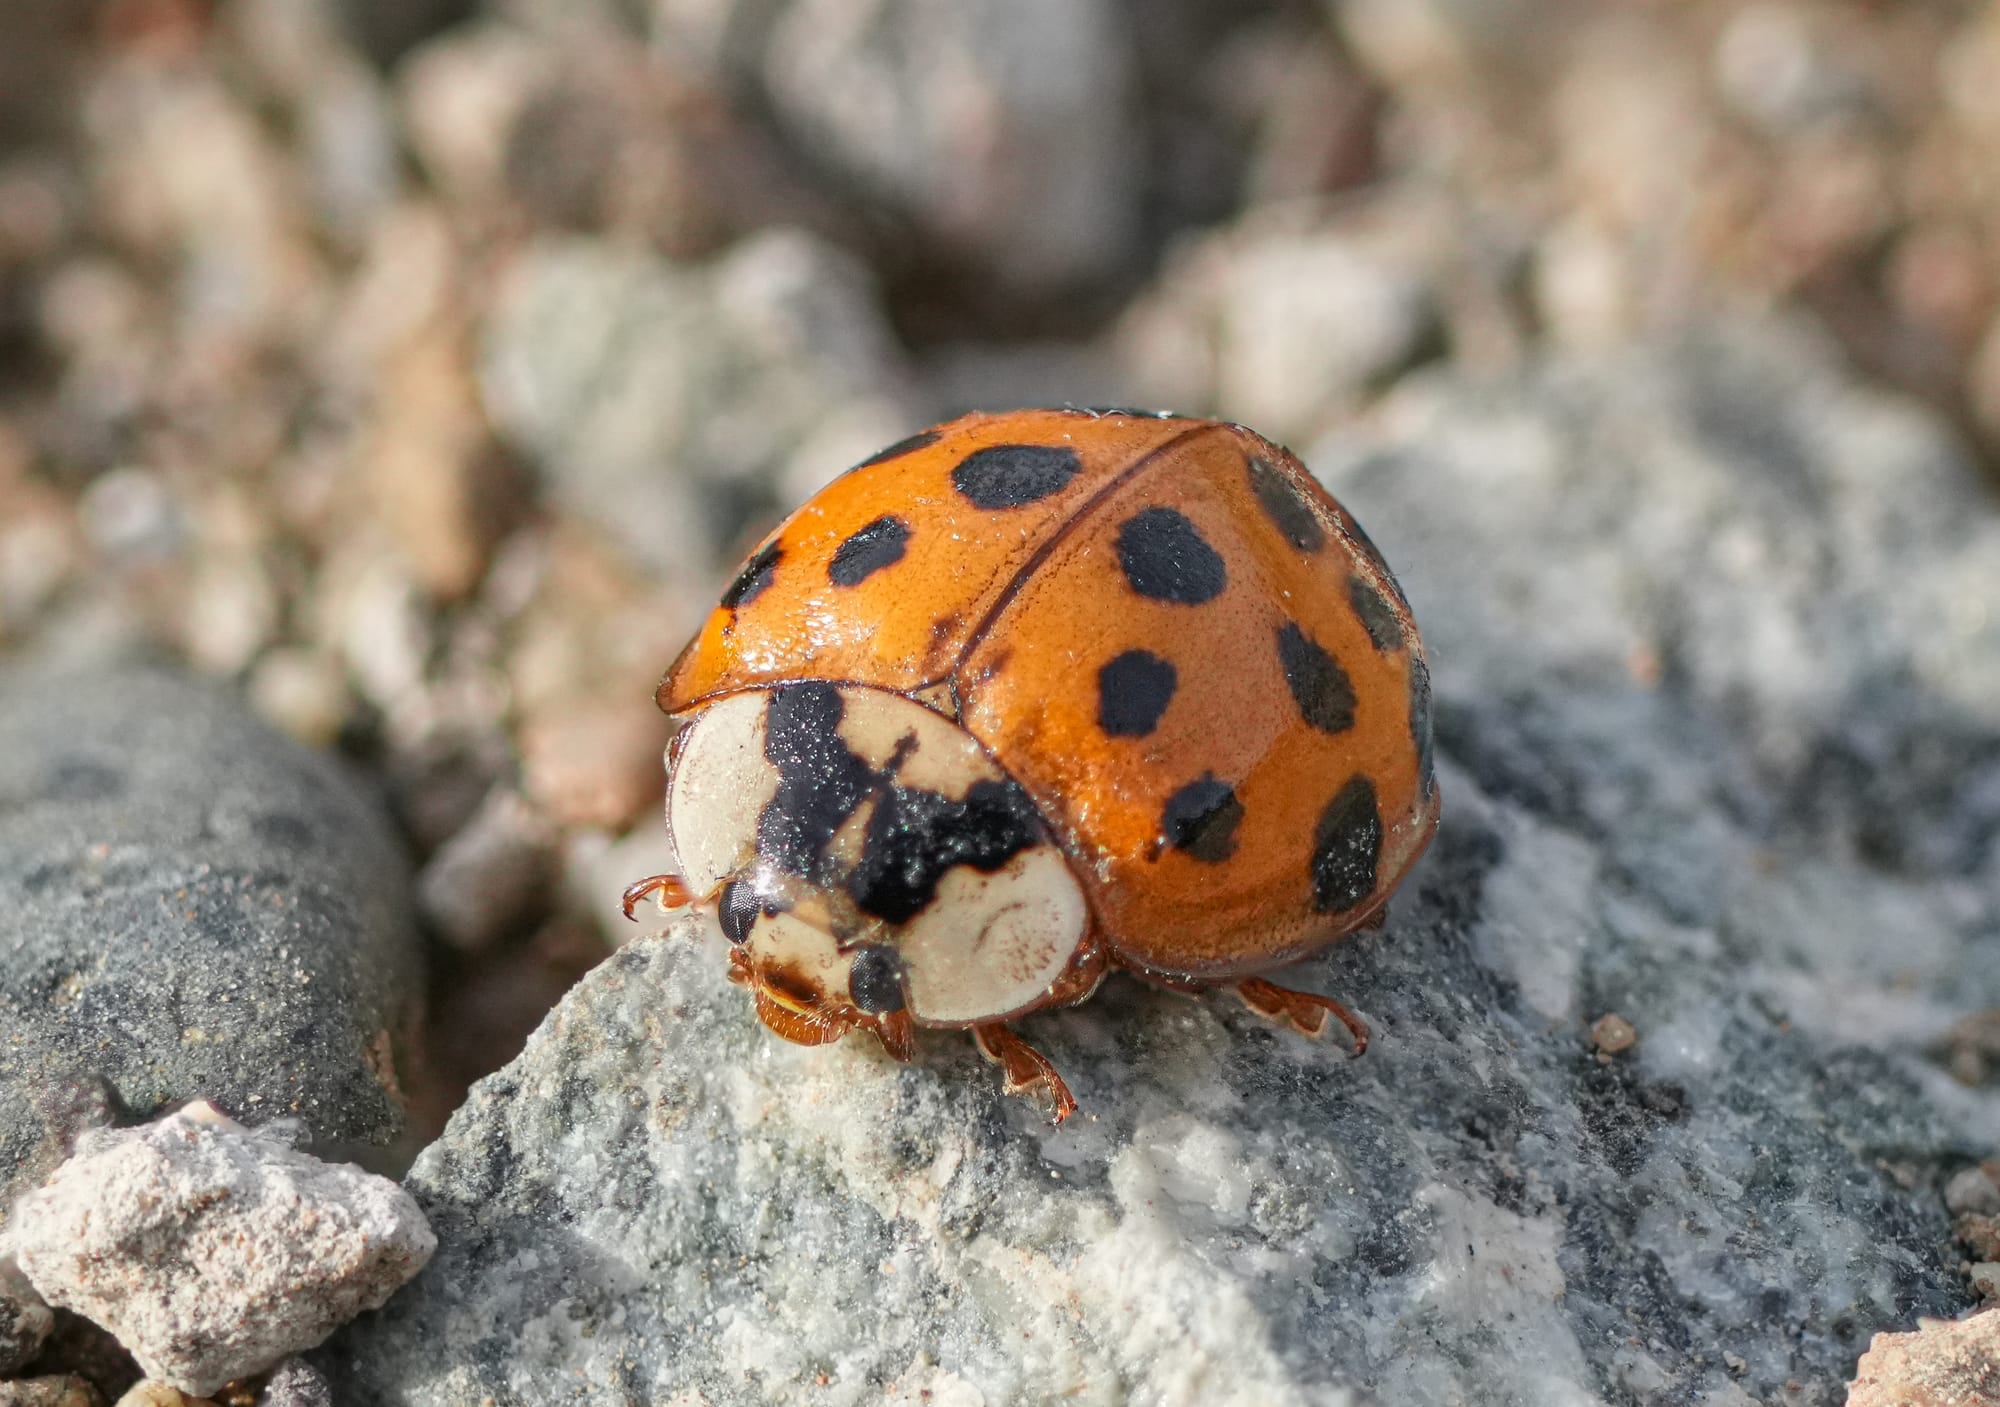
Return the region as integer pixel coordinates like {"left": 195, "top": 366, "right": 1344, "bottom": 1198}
{"left": 626, "top": 408, "right": 1437, "bottom": 1121}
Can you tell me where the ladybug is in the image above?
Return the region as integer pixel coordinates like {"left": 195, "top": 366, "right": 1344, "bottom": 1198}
{"left": 625, "top": 409, "right": 1436, "bottom": 1121}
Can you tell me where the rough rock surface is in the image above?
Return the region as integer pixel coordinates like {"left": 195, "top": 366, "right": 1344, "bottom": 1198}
{"left": 10, "top": 1106, "right": 434, "bottom": 1398}
{"left": 319, "top": 320, "right": 1998, "bottom": 1406}
{"left": 1845, "top": 1307, "right": 2000, "bottom": 1406}
{"left": 256, "top": 1357, "right": 334, "bottom": 1407}
{"left": 0, "top": 664, "right": 425, "bottom": 1219}
{"left": 0, "top": 1378, "right": 101, "bottom": 1407}
{"left": 0, "top": 1259, "right": 52, "bottom": 1375}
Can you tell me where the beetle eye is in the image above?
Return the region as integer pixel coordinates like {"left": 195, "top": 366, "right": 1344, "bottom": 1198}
{"left": 847, "top": 945, "right": 906, "bottom": 1014}
{"left": 716, "top": 881, "right": 760, "bottom": 944}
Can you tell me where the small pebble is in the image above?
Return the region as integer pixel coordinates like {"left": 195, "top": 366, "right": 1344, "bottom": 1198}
{"left": 11, "top": 1104, "right": 435, "bottom": 1398}
{"left": 1947, "top": 1164, "right": 2000, "bottom": 1217}
{"left": 254, "top": 1358, "right": 333, "bottom": 1407}
{"left": 79, "top": 469, "right": 182, "bottom": 564}
{"left": 1589, "top": 1013, "right": 1639, "bottom": 1059}
{"left": 316, "top": 549, "right": 432, "bottom": 710}
{"left": 111, "top": 1385, "right": 215, "bottom": 1407}
{"left": 0, "top": 1258, "right": 55, "bottom": 1374}
{"left": 245, "top": 647, "right": 353, "bottom": 748}
{"left": 520, "top": 698, "right": 668, "bottom": 831}
{"left": 0, "top": 1378, "right": 103, "bottom": 1407}
{"left": 417, "top": 787, "right": 557, "bottom": 952}
{"left": 1959, "top": 1213, "right": 2000, "bottom": 1262}
{"left": 1972, "top": 1263, "right": 2000, "bottom": 1300}
{"left": 1847, "top": 1309, "right": 2000, "bottom": 1406}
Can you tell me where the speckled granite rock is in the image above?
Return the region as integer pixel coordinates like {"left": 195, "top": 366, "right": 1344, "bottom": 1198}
{"left": 0, "top": 665, "right": 424, "bottom": 1221}
{"left": 320, "top": 321, "right": 1999, "bottom": 1407}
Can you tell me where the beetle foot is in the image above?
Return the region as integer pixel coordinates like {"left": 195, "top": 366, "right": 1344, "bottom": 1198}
{"left": 972, "top": 1024, "right": 1078, "bottom": 1125}
{"left": 1235, "top": 977, "right": 1370, "bottom": 1054}
{"left": 871, "top": 1009, "right": 916, "bottom": 1063}
{"left": 622, "top": 873, "right": 692, "bottom": 921}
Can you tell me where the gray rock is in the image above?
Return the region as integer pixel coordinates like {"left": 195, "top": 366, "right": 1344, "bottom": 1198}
{"left": 650, "top": 0, "right": 1140, "bottom": 296}
{"left": 321, "top": 321, "right": 1999, "bottom": 1406}
{"left": 11, "top": 1105, "right": 434, "bottom": 1398}
{"left": 257, "top": 1356, "right": 334, "bottom": 1407}
{"left": 0, "top": 664, "right": 424, "bottom": 1221}
{"left": 478, "top": 232, "right": 913, "bottom": 581}
{"left": 1946, "top": 1165, "right": 2000, "bottom": 1217}
{"left": 0, "top": 1257, "right": 53, "bottom": 1374}
{"left": 416, "top": 788, "right": 556, "bottom": 954}
{"left": 0, "top": 1378, "right": 101, "bottom": 1407}
{"left": 1119, "top": 200, "right": 1445, "bottom": 444}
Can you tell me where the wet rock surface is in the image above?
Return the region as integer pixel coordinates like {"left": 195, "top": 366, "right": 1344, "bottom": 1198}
{"left": 318, "top": 324, "right": 1999, "bottom": 1406}
{"left": 0, "top": 665, "right": 425, "bottom": 1220}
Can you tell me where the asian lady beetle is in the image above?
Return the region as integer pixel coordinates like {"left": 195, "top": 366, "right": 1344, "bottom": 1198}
{"left": 625, "top": 409, "right": 1436, "bottom": 1122}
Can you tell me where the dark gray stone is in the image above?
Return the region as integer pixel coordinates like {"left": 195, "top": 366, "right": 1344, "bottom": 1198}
{"left": 259, "top": 1356, "right": 336, "bottom": 1407}
{"left": 321, "top": 322, "right": 2000, "bottom": 1406}
{"left": 0, "top": 665, "right": 424, "bottom": 1223}
{"left": 0, "top": 1259, "right": 53, "bottom": 1375}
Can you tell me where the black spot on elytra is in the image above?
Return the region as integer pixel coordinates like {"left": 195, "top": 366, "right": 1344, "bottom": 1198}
{"left": 1116, "top": 507, "right": 1226, "bottom": 604}
{"left": 855, "top": 429, "right": 941, "bottom": 469}
{"left": 758, "top": 683, "right": 877, "bottom": 883}
{"left": 721, "top": 540, "right": 782, "bottom": 610}
{"left": 847, "top": 778, "right": 1044, "bottom": 924}
{"left": 951, "top": 444, "right": 1081, "bottom": 509}
{"left": 828, "top": 515, "right": 911, "bottom": 587}
{"left": 1277, "top": 623, "right": 1357, "bottom": 734}
{"left": 1348, "top": 575, "right": 1405, "bottom": 653}
{"left": 717, "top": 880, "right": 760, "bottom": 943}
{"left": 1247, "top": 455, "right": 1325, "bottom": 553}
{"left": 1160, "top": 775, "right": 1243, "bottom": 863}
{"left": 1312, "top": 777, "right": 1381, "bottom": 913}
{"left": 847, "top": 945, "right": 906, "bottom": 1013}
{"left": 1097, "top": 650, "right": 1177, "bottom": 738}
{"left": 1410, "top": 652, "right": 1435, "bottom": 801}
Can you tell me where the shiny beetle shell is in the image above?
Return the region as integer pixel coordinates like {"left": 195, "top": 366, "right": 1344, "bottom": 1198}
{"left": 636, "top": 408, "right": 1437, "bottom": 1120}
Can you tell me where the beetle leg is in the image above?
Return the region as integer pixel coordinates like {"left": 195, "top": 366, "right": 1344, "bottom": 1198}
{"left": 622, "top": 873, "right": 692, "bottom": 920}
{"left": 871, "top": 1009, "right": 916, "bottom": 1063}
{"left": 971, "top": 1024, "right": 1078, "bottom": 1125}
{"left": 1039, "top": 934, "right": 1111, "bottom": 1008}
{"left": 1235, "top": 977, "right": 1370, "bottom": 1054}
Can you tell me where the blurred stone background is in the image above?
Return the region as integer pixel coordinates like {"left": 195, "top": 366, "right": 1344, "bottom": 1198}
{"left": 1, "top": 2, "right": 1999, "bottom": 1402}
